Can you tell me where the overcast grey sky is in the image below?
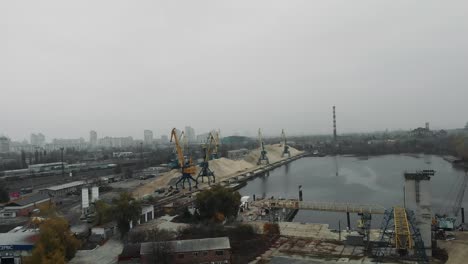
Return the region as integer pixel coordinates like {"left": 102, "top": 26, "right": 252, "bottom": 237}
{"left": 1, "top": 1, "right": 467, "bottom": 141}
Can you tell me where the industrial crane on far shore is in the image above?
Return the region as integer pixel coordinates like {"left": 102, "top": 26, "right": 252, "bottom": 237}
{"left": 257, "top": 128, "right": 269, "bottom": 165}
{"left": 436, "top": 170, "right": 468, "bottom": 230}
{"left": 196, "top": 133, "right": 216, "bottom": 184}
{"left": 211, "top": 129, "right": 221, "bottom": 159}
{"left": 197, "top": 133, "right": 216, "bottom": 184}
{"left": 170, "top": 128, "right": 198, "bottom": 190}
{"left": 281, "top": 129, "right": 291, "bottom": 158}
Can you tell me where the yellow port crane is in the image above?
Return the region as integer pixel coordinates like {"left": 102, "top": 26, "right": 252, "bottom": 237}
{"left": 170, "top": 128, "right": 197, "bottom": 190}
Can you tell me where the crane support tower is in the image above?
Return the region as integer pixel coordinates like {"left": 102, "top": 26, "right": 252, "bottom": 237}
{"left": 333, "top": 106, "right": 337, "bottom": 142}
{"left": 211, "top": 129, "right": 221, "bottom": 159}
{"left": 436, "top": 170, "right": 468, "bottom": 230}
{"left": 281, "top": 129, "right": 290, "bottom": 157}
{"left": 375, "top": 207, "right": 428, "bottom": 263}
{"left": 196, "top": 133, "right": 216, "bottom": 184}
{"left": 170, "top": 128, "right": 198, "bottom": 190}
{"left": 257, "top": 129, "right": 269, "bottom": 165}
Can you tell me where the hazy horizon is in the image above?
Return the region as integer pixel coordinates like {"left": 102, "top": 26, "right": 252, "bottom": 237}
{"left": 2, "top": 1, "right": 467, "bottom": 141}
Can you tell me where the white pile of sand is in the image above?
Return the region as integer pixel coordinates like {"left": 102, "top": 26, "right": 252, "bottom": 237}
{"left": 244, "top": 144, "right": 301, "bottom": 164}
{"left": 133, "top": 144, "right": 303, "bottom": 198}
{"left": 133, "top": 169, "right": 181, "bottom": 199}
{"left": 208, "top": 158, "right": 255, "bottom": 181}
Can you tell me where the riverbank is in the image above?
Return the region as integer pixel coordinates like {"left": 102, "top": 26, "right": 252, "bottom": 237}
{"left": 133, "top": 144, "right": 305, "bottom": 199}
{"left": 239, "top": 154, "right": 467, "bottom": 228}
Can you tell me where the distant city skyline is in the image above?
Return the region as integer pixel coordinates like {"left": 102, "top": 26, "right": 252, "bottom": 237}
{"left": 0, "top": 121, "right": 459, "bottom": 143}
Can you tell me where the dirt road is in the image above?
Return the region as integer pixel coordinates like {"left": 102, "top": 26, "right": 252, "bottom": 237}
{"left": 438, "top": 231, "right": 468, "bottom": 264}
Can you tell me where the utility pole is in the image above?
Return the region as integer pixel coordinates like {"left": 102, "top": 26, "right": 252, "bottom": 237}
{"left": 333, "top": 106, "right": 337, "bottom": 143}
{"left": 60, "top": 147, "right": 64, "bottom": 178}
{"left": 338, "top": 220, "right": 341, "bottom": 241}
{"left": 29, "top": 169, "right": 34, "bottom": 189}
{"left": 403, "top": 186, "right": 406, "bottom": 208}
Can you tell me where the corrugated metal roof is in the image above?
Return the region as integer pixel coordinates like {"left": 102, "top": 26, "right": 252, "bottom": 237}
{"left": 5, "top": 193, "right": 50, "bottom": 207}
{"left": 43, "top": 181, "right": 85, "bottom": 191}
{"left": 0, "top": 232, "right": 38, "bottom": 246}
{"left": 140, "top": 237, "right": 230, "bottom": 255}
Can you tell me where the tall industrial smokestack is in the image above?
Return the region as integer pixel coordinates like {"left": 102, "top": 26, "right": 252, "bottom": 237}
{"left": 333, "top": 106, "right": 337, "bottom": 142}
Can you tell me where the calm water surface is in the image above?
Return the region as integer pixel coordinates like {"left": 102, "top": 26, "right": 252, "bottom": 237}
{"left": 239, "top": 155, "right": 467, "bottom": 228}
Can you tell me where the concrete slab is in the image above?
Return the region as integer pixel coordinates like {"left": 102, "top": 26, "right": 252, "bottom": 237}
{"left": 70, "top": 238, "right": 123, "bottom": 264}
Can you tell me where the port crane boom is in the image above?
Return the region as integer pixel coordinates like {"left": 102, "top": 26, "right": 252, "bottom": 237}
{"left": 453, "top": 171, "right": 468, "bottom": 217}
{"left": 257, "top": 128, "right": 269, "bottom": 165}
{"left": 212, "top": 129, "right": 221, "bottom": 159}
{"left": 281, "top": 129, "right": 290, "bottom": 157}
{"left": 196, "top": 132, "right": 216, "bottom": 184}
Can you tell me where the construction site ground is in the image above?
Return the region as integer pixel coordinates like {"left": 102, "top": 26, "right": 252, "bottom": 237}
{"left": 251, "top": 235, "right": 404, "bottom": 264}
{"left": 438, "top": 231, "right": 468, "bottom": 264}
{"left": 247, "top": 221, "right": 382, "bottom": 241}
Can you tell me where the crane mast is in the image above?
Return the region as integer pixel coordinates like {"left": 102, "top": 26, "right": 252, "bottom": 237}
{"left": 196, "top": 132, "right": 216, "bottom": 184}
{"left": 170, "top": 128, "right": 197, "bottom": 190}
{"left": 257, "top": 128, "right": 269, "bottom": 165}
{"left": 170, "top": 129, "right": 185, "bottom": 168}
{"left": 281, "top": 129, "right": 291, "bottom": 158}
{"left": 453, "top": 171, "right": 468, "bottom": 217}
{"left": 436, "top": 171, "right": 468, "bottom": 230}
{"left": 211, "top": 129, "right": 221, "bottom": 159}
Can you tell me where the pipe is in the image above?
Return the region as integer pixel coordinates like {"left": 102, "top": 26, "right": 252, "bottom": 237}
{"left": 462, "top": 207, "right": 465, "bottom": 224}
{"left": 347, "top": 212, "right": 351, "bottom": 230}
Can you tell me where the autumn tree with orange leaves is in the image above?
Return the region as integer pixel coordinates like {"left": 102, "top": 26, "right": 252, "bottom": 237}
{"left": 24, "top": 217, "right": 80, "bottom": 264}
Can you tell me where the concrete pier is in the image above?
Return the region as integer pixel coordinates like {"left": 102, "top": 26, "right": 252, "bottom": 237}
{"left": 404, "top": 171, "right": 433, "bottom": 257}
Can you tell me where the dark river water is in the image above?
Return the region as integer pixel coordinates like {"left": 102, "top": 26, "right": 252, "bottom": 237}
{"left": 239, "top": 155, "right": 467, "bottom": 228}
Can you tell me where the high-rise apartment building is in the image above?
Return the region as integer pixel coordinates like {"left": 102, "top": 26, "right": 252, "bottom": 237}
{"left": 98, "top": 137, "right": 134, "bottom": 148}
{"left": 30, "top": 133, "right": 45, "bottom": 147}
{"left": 184, "top": 126, "right": 196, "bottom": 143}
{"left": 144, "top": 130, "right": 153, "bottom": 145}
{"left": 90, "top": 130, "right": 97, "bottom": 146}
{"left": 0, "top": 136, "right": 10, "bottom": 153}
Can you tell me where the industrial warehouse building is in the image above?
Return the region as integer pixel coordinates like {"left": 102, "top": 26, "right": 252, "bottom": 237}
{"left": 227, "top": 148, "right": 249, "bottom": 160}
{"left": 0, "top": 193, "right": 51, "bottom": 218}
{"left": 39, "top": 181, "right": 85, "bottom": 197}
{"left": 0, "top": 228, "right": 38, "bottom": 264}
{"left": 118, "top": 237, "right": 231, "bottom": 264}
{"left": 129, "top": 204, "right": 155, "bottom": 229}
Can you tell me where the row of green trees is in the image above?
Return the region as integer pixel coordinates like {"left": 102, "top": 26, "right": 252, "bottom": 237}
{"left": 195, "top": 185, "right": 241, "bottom": 222}
{"left": 94, "top": 192, "right": 142, "bottom": 238}
{"left": 95, "top": 186, "right": 242, "bottom": 237}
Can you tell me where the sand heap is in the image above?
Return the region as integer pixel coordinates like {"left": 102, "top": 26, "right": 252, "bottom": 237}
{"left": 244, "top": 143, "right": 302, "bottom": 164}
{"left": 133, "top": 169, "right": 181, "bottom": 199}
{"left": 133, "top": 144, "right": 303, "bottom": 198}
{"left": 207, "top": 158, "right": 254, "bottom": 181}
